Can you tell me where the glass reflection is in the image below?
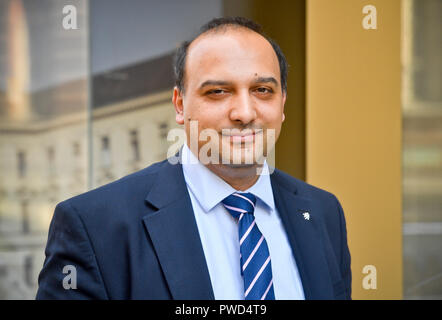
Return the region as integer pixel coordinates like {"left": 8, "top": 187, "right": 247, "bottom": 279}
{"left": 0, "top": 0, "right": 222, "bottom": 299}
{"left": 402, "top": 0, "right": 442, "bottom": 299}
{"left": 0, "top": 0, "right": 89, "bottom": 299}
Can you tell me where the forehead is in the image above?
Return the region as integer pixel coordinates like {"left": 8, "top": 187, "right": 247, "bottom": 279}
{"left": 185, "top": 28, "right": 280, "bottom": 86}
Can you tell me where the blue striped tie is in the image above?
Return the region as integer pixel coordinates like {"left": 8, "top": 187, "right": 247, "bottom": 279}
{"left": 222, "top": 192, "right": 275, "bottom": 300}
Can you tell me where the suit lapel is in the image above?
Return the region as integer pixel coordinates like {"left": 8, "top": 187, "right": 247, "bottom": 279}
{"left": 142, "top": 160, "right": 215, "bottom": 300}
{"left": 141, "top": 159, "right": 334, "bottom": 299}
{"left": 270, "top": 170, "right": 334, "bottom": 299}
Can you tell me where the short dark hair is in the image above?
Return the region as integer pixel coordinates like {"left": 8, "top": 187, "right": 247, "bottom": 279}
{"left": 174, "top": 17, "right": 288, "bottom": 94}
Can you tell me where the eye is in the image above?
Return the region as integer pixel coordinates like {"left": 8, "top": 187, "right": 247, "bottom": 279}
{"left": 255, "top": 87, "right": 273, "bottom": 94}
{"left": 207, "top": 89, "right": 226, "bottom": 95}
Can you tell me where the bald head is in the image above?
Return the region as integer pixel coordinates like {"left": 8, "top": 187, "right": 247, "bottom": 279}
{"left": 173, "top": 17, "right": 288, "bottom": 94}
{"left": 184, "top": 27, "right": 282, "bottom": 98}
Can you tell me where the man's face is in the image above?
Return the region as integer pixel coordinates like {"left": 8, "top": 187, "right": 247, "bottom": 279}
{"left": 173, "top": 27, "right": 286, "bottom": 166}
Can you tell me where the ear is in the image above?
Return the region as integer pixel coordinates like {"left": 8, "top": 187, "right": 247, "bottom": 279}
{"left": 172, "top": 86, "right": 184, "bottom": 125}
{"left": 282, "top": 91, "right": 287, "bottom": 122}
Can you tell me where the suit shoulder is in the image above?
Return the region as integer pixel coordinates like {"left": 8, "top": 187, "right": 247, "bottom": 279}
{"left": 272, "top": 168, "right": 339, "bottom": 203}
{"left": 272, "top": 168, "right": 346, "bottom": 245}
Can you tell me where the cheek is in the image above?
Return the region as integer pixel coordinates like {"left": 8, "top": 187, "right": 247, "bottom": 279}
{"left": 190, "top": 104, "right": 228, "bottom": 130}
{"left": 261, "top": 108, "right": 284, "bottom": 142}
{"left": 261, "top": 106, "right": 284, "bottom": 127}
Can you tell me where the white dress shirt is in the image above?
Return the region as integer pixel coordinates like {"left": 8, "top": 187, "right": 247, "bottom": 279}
{"left": 181, "top": 144, "right": 305, "bottom": 300}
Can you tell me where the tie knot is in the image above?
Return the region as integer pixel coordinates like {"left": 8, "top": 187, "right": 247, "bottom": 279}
{"left": 221, "top": 192, "right": 256, "bottom": 219}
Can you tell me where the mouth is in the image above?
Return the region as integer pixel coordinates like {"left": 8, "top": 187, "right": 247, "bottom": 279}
{"left": 222, "top": 129, "right": 263, "bottom": 143}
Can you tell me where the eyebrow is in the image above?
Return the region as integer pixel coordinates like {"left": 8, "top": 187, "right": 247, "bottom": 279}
{"left": 199, "top": 77, "right": 279, "bottom": 89}
{"left": 199, "top": 80, "right": 233, "bottom": 89}
{"left": 254, "top": 77, "right": 279, "bottom": 86}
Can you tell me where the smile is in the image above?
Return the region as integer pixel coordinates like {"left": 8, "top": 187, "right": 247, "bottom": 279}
{"left": 222, "top": 129, "right": 263, "bottom": 143}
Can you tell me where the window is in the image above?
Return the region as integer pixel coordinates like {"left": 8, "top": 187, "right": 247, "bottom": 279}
{"left": 73, "top": 142, "right": 81, "bottom": 157}
{"left": 158, "top": 122, "right": 169, "bottom": 140}
{"left": 101, "top": 136, "right": 111, "bottom": 168}
{"left": 47, "top": 146, "right": 55, "bottom": 176}
{"left": 24, "top": 255, "right": 33, "bottom": 287}
{"left": 21, "top": 201, "right": 29, "bottom": 234}
{"left": 17, "top": 151, "right": 26, "bottom": 178}
{"left": 130, "top": 130, "right": 140, "bottom": 162}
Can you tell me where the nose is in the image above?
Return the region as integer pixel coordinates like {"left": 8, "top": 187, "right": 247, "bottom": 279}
{"left": 229, "top": 91, "right": 257, "bottom": 125}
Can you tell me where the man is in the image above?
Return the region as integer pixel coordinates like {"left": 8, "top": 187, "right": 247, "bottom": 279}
{"left": 36, "top": 17, "right": 351, "bottom": 300}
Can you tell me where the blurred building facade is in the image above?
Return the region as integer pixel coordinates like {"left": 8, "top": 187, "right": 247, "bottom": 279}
{"left": 0, "top": 55, "right": 179, "bottom": 299}
{"left": 402, "top": 0, "right": 442, "bottom": 299}
{"left": 0, "top": 0, "right": 215, "bottom": 299}
{"left": 0, "top": 0, "right": 91, "bottom": 299}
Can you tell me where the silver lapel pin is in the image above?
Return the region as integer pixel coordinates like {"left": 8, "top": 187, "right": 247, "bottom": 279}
{"left": 302, "top": 212, "right": 310, "bottom": 220}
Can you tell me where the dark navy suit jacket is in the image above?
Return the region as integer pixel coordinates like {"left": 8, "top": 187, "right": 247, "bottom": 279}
{"left": 36, "top": 157, "right": 352, "bottom": 299}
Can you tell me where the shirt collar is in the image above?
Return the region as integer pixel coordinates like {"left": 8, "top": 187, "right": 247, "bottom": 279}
{"left": 181, "top": 143, "right": 275, "bottom": 213}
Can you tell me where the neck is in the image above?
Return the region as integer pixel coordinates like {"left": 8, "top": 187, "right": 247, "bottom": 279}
{"left": 205, "top": 163, "right": 261, "bottom": 191}
{"left": 184, "top": 143, "right": 263, "bottom": 191}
